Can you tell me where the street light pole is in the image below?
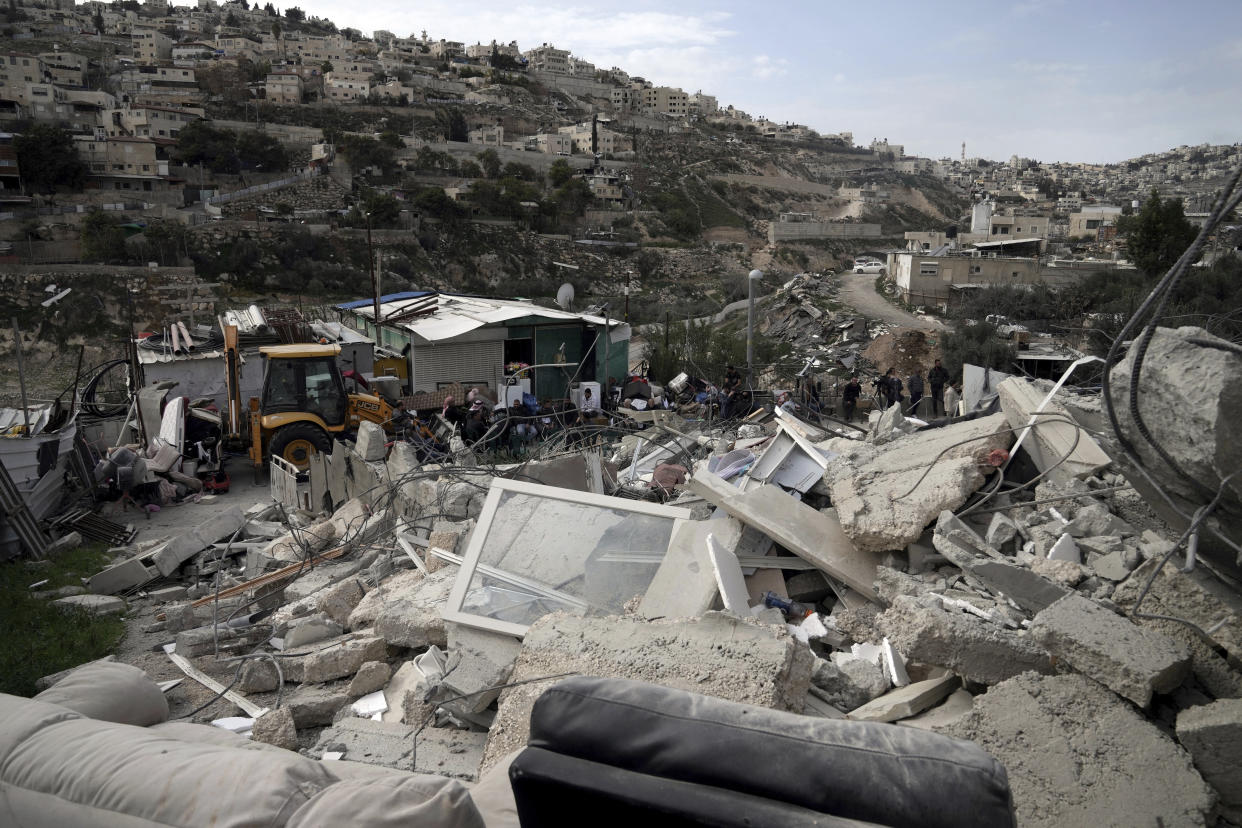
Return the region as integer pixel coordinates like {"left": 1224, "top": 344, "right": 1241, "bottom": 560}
{"left": 746, "top": 269, "right": 763, "bottom": 385}
{"left": 365, "top": 211, "right": 380, "bottom": 338}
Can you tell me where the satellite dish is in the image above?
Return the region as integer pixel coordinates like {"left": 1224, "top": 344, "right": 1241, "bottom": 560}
{"left": 556, "top": 282, "right": 575, "bottom": 310}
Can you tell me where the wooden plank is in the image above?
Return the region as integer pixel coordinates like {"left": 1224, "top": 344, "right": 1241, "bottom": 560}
{"left": 166, "top": 650, "right": 268, "bottom": 718}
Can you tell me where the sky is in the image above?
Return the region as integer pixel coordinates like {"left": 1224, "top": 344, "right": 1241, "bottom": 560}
{"left": 290, "top": 0, "right": 1242, "bottom": 164}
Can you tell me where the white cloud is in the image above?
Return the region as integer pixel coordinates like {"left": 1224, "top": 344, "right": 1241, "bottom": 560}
{"left": 751, "top": 55, "right": 788, "bottom": 80}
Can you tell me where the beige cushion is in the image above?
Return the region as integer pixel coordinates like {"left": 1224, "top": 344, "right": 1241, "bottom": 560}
{"left": 33, "top": 661, "right": 168, "bottom": 727}
{"left": 287, "top": 775, "right": 486, "bottom": 828}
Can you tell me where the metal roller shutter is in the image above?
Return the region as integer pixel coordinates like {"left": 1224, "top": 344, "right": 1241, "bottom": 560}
{"left": 412, "top": 340, "right": 504, "bottom": 392}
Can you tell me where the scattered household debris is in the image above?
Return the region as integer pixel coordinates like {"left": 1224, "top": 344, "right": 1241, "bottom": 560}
{"left": 13, "top": 320, "right": 1242, "bottom": 827}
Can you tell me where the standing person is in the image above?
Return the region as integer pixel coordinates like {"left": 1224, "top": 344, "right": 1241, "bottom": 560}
{"left": 944, "top": 381, "right": 962, "bottom": 417}
{"left": 907, "top": 372, "right": 924, "bottom": 414}
{"left": 721, "top": 364, "right": 742, "bottom": 418}
{"left": 928, "top": 359, "right": 949, "bottom": 416}
{"left": 842, "top": 375, "right": 861, "bottom": 422}
{"left": 883, "top": 368, "right": 903, "bottom": 409}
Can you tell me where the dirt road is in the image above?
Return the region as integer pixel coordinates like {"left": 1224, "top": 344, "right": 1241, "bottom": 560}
{"left": 838, "top": 271, "right": 946, "bottom": 330}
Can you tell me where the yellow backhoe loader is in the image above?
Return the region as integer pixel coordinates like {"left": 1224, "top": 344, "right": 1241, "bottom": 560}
{"left": 222, "top": 326, "right": 394, "bottom": 473}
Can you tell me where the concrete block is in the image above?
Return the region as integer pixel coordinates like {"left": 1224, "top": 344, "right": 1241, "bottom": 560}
{"left": 88, "top": 554, "right": 158, "bottom": 595}
{"left": 414, "top": 726, "right": 487, "bottom": 781}
{"left": 481, "top": 611, "right": 816, "bottom": 774}
{"left": 315, "top": 578, "right": 365, "bottom": 627}
{"left": 347, "top": 661, "right": 392, "bottom": 697}
{"left": 381, "top": 661, "right": 428, "bottom": 725}
{"left": 638, "top": 516, "right": 739, "bottom": 619}
{"left": 347, "top": 569, "right": 423, "bottom": 631}
{"left": 286, "top": 685, "right": 351, "bottom": 728}
{"left": 251, "top": 707, "right": 298, "bottom": 751}
{"left": 786, "top": 570, "right": 832, "bottom": 603}
{"left": 148, "top": 585, "right": 188, "bottom": 603}
{"left": 812, "top": 656, "right": 887, "bottom": 711}
{"left": 174, "top": 624, "right": 268, "bottom": 657}
{"left": 52, "top": 594, "right": 127, "bottom": 616}
{"left": 310, "top": 716, "right": 415, "bottom": 768}
{"left": 442, "top": 623, "right": 521, "bottom": 714}
{"left": 945, "top": 673, "right": 1214, "bottom": 828}
{"left": 823, "top": 412, "right": 1013, "bottom": 553}
{"left": 1030, "top": 556, "right": 1085, "bottom": 587}
{"left": 707, "top": 533, "right": 750, "bottom": 613}
{"left": 1088, "top": 549, "right": 1135, "bottom": 581}
{"left": 984, "top": 513, "right": 1018, "bottom": 549}
{"left": 877, "top": 595, "right": 1053, "bottom": 686}
{"left": 374, "top": 567, "right": 456, "bottom": 649}
{"left": 238, "top": 659, "right": 280, "bottom": 693}
{"left": 153, "top": 505, "right": 246, "bottom": 577}
{"left": 997, "top": 377, "right": 1112, "bottom": 480}
{"left": 45, "top": 531, "right": 83, "bottom": 556}
{"left": 688, "top": 472, "right": 881, "bottom": 595}
{"left": 283, "top": 633, "right": 388, "bottom": 684}
{"left": 847, "top": 674, "right": 958, "bottom": 723}
{"left": 1176, "top": 698, "right": 1242, "bottom": 820}
{"left": 1030, "top": 593, "right": 1191, "bottom": 708}
{"left": 284, "top": 614, "right": 344, "bottom": 648}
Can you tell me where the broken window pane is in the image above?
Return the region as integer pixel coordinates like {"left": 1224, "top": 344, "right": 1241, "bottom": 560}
{"left": 446, "top": 481, "right": 691, "bottom": 636}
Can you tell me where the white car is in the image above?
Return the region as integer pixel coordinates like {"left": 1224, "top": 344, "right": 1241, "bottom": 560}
{"left": 854, "top": 261, "right": 886, "bottom": 275}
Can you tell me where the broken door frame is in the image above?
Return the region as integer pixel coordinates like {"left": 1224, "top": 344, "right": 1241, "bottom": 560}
{"left": 443, "top": 478, "right": 692, "bottom": 638}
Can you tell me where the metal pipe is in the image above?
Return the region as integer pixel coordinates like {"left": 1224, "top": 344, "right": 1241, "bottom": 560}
{"left": 11, "top": 318, "right": 30, "bottom": 436}
{"left": 746, "top": 269, "right": 762, "bottom": 383}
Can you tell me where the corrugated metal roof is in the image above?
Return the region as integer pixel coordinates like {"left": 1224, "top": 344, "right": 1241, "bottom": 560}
{"left": 336, "top": 291, "right": 432, "bottom": 310}
{"left": 345, "top": 292, "right": 617, "bottom": 343}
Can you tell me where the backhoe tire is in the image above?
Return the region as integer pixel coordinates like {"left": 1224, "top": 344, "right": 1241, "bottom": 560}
{"left": 269, "top": 422, "right": 332, "bottom": 470}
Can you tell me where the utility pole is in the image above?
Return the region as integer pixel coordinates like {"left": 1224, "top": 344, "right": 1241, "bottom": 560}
{"left": 366, "top": 212, "right": 380, "bottom": 337}
{"left": 746, "top": 269, "right": 763, "bottom": 385}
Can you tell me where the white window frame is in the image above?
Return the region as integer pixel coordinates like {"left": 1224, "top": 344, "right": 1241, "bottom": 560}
{"left": 443, "top": 478, "right": 692, "bottom": 637}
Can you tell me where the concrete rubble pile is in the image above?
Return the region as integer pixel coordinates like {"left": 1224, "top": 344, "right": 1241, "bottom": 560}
{"left": 58, "top": 326, "right": 1242, "bottom": 826}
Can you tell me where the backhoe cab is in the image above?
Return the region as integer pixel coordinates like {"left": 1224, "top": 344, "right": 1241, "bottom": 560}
{"left": 247, "top": 343, "right": 394, "bottom": 470}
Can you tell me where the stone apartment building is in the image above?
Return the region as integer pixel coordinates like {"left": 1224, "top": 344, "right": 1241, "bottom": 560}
{"left": 39, "top": 51, "right": 87, "bottom": 87}
{"left": 73, "top": 134, "right": 176, "bottom": 196}
{"left": 467, "top": 124, "right": 504, "bottom": 146}
{"left": 103, "top": 104, "right": 202, "bottom": 139}
{"left": 265, "top": 72, "right": 303, "bottom": 105}
{"left": 643, "top": 86, "right": 688, "bottom": 117}
{"left": 133, "top": 28, "right": 173, "bottom": 63}
{"left": 527, "top": 132, "right": 572, "bottom": 154}
{"left": 1069, "top": 205, "right": 1123, "bottom": 238}
{"left": 688, "top": 91, "right": 717, "bottom": 115}
{"left": 324, "top": 70, "right": 371, "bottom": 102}
{"left": 525, "top": 44, "right": 570, "bottom": 74}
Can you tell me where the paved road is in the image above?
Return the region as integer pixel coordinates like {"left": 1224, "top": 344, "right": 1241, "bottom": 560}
{"left": 838, "top": 270, "right": 946, "bottom": 330}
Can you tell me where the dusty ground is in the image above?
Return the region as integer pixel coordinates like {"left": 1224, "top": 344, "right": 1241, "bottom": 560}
{"left": 837, "top": 271, "right": 945, "bottom": 330}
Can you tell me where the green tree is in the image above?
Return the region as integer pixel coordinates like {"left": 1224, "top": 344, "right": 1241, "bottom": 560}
{"left": 458, "top": 159, "right": 482, "bottom": 179}
{"left": 378, "top": 129, "right": 404, "bottom": 149}
{"left": 547, "top": 158, "right": 573, "bottom": 188}
{"left": 224, "top": 10, "right": 239, "bottom": 27}
{"left": 500, "top": 161, "right": 537, "bottom": 182}
{"left": 1117, "top": 189, "right": 1198, "bottom": 278}
{"left": 80, "top": 210, "right": 128, "bottom": 262}
{"left": 939, "top": 321, "right": 1015, "bottom": 380}
{"left": 475, "top": 149, "right": 500, "bottom": 179}
{"left": 552, "top": 177, "right": 593, "bottom": 217}
{"left": 284, "top": 5, "right": 304, "bottom": 20}
{"left": 320, "top": 60, "right": 334, "bottom": 74}
{"left": 15, "top": 125, "right": 87, "bottom": 193}
{"left": 173, "top": 120, "right": 240, "bottom": 173}
{"left": 235, "top": 130, "right": 288, "bottom": 171}
{"left": 337, "top": 135, "right": 397, "bottom": 176}
{"left": 411, "top": 187, "right": 466, "bottom": 222}
{"left": 434, "top": 107, "right": 468, "bottom": 142}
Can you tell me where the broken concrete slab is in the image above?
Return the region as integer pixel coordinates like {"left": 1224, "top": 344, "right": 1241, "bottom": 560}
{"left": 1089, "top": 549, "right": 1135, "bottom": 582}
{"left": 238, "top": 659, "right": 280, "bottom": 693}
{"left": 52, "top": 594, "right": 127, "bottom": 616}
{"left": 823, "top": 412, "right": 1013, "bottom": 553}
{"left": 1176, "top": 698, "right": 1242, "bottom": 821}
{"left": 310, "top": 716, "right": 415, "bottom": 768}
{"left": 373, "top": 567, "right": 456, "bottom": 649}
{"left": 153, "top": 505, "right": 246, "bottom": 577}
{"left": 944, "top": 672, "right": 1214, "bottom": 828}
{"left": 1046, "top": 533, "right": 1080, "bottom": 564}
{"left": 251, "top": 707, "right": 297, "bottom": 751}
{"left": 997, "top": 377, "right": 1112, "bottom": 480}
{"left": 638, "top": 516, "right": 739, "bottom": 619}
{"left": 688, "top": 473, "right": 880, "bottom": 595}
{"left": 481, "top": 611, "right": 815, "bottom": 774}
{"left": 1031, "top": 593, "right": 1191, "bottom": 708}
{"left": 413, "top": 726, "right": 487, "bottom": 782}
{"left": 877, "top": 595, "right": 1053, "bottom": 686}
{"left": 381, "top": 660, "right": 429, "bottom": 726}
{"left": 847, "top": 674, "right": 958, "bottom": 723}
{"left": 1113, "top": 557, "right": 1242, "bottom": 667}
{"left": 347, "top": 568, "right": 424, "bottom": 631}
{"left": 984, "top": 512, "right": 1018, "bottom": 550}
{"left": 87, "top": 553, "right": 159, "bottom": 596}
{"left": 44, "top": 531, "right": 83, "bottom": 556}
{"left": 174, "top": 624, "right": 269, "bottom": 657}
{"left": 282, "top": 632, "right": 389, "bottom": 684}
{"left": 442, "top": 622, "right": 520, "bottom": 714}
{"left": 899, "top": 688, "right": 974, "bottom": 731}
{"left": 1030, "top": 557, "right": 1085, "bottom": 588}
{"left": 970, "top": 561, "right": 1069, "bottom": 614}
{"left": 706, "top": 533, "right": 750, "bottom": 613}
